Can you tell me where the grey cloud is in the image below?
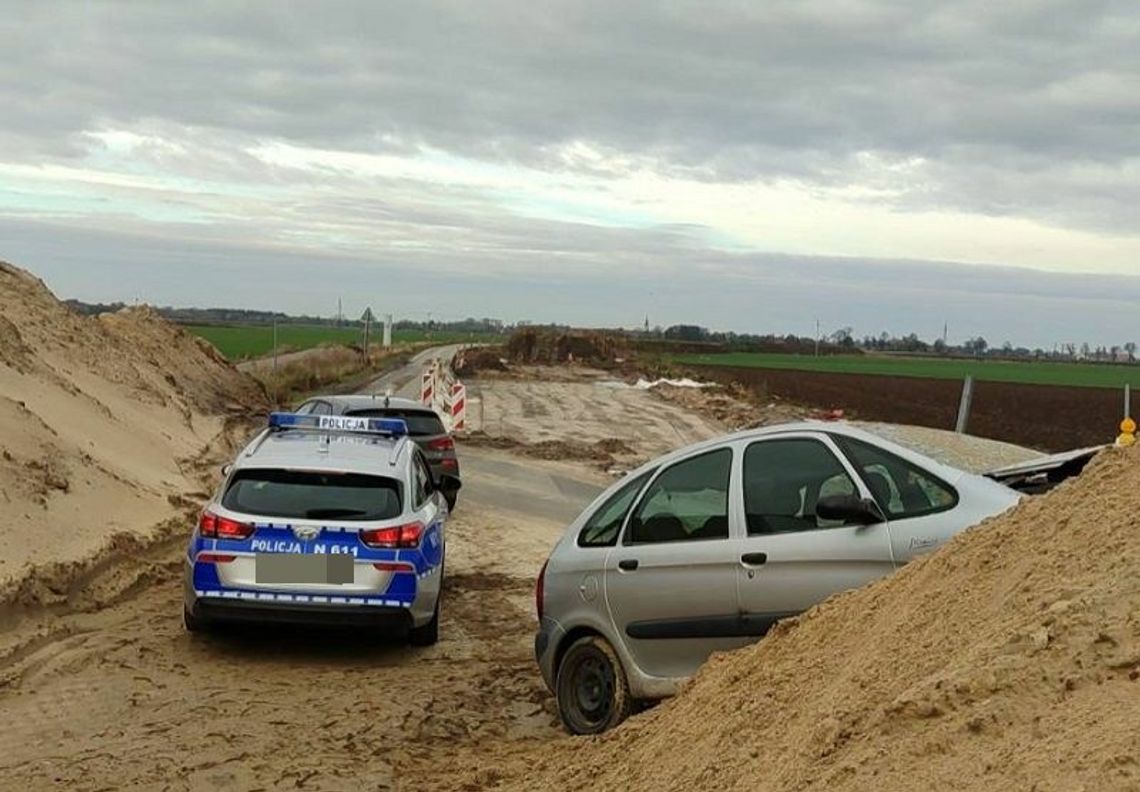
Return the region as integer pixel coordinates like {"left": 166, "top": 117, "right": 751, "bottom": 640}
{"left": 3, "top": 1, "right": 1139, "bottom": 233}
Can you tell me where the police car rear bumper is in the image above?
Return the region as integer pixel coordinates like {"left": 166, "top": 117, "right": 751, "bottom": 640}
{"left": 192, "top": 597, "right": 413, "bottom": 631}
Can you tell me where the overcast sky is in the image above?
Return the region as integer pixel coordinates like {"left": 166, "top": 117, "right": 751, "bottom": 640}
{"left": 2, "top": 1, "right": 1138, "bottom": 347}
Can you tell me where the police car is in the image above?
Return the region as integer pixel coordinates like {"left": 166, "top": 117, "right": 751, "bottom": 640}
{"left": 183, "top": 412, "right": 460, "bottom": 645}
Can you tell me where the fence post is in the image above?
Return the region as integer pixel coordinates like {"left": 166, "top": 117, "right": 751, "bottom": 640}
{"left": 955, "top": 376, "right": 975, "bottom": 434}
{"left": 1126, "top": 383, "right": 1132, "bottom": 420}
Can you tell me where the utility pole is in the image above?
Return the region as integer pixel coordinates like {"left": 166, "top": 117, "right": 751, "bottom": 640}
{"left": 815, "top": 319, "right": 821, "bottom": 357}
{"left": 361, "top": 307, "right": 374, "bottom": 359}
{"left": 272, "top": 316, "right": 279, "bottom": 373}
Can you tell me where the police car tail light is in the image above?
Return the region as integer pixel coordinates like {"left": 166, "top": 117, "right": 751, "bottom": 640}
{"left": 198, "top": 509, "right": 254, "bottom": 540}
{"left": 197, "top": 553, "right": 236, "bottom": 564}
{"left": 359, "top": 521, "right": 424, "bottom": 549}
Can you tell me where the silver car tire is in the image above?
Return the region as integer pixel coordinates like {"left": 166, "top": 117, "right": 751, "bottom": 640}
{"left": 555, "top": 635, "right": 633, "bottom": 735}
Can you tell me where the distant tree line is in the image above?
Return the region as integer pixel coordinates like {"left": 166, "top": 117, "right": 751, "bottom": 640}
{"left": 65, "top": 300, "right": 506, "bottom": 335}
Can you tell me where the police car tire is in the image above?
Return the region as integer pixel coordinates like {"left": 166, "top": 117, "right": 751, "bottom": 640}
{"left": 183, "top": 606, "right": 209, "bottom": 633}
{"left": 409, "top": 600, "right": 440, "bottom": 646}
{"left": 555, "top": 635, "right": 633, "bottom": 735}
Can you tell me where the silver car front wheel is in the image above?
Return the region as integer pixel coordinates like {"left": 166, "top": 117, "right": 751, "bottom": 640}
{"left": 555, "top": 635, "right": 633, "bottom": 734}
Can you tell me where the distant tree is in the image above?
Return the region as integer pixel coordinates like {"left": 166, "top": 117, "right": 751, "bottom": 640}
{"left": 663, "top": 324, "right": 708, "bottom": 342}
{"left": 1125, "top": 342, "right": 1137, "bottom": 362}
{"left": 830, "top": 327, "right": 855, "bottom": 348}
{"left": 933, "top": 338, "right": 948, "bottom": 355}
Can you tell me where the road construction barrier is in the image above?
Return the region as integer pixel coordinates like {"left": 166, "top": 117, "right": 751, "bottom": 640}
{"left": 420, "top": 356, "right": 467, "bottom": 433}
{"left": 420, "top": 365, "right": 436, "bottom": 407}
{"left": 449, "top": 382, "right": 466, "bottom": 432}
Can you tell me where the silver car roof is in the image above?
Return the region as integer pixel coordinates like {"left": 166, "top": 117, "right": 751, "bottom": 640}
{"left": 233, "top": 428, "right": 412, "bottom": 477}
{"left": 617, "top": 421, "right": 969, "bottom": 484}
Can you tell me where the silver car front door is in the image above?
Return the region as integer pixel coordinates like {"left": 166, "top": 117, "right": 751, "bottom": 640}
{"left": 734, "top": 434, "right": 895, "bottom": 634}
{"left": 603, "top": 447, "right": 747, "bottom": 680}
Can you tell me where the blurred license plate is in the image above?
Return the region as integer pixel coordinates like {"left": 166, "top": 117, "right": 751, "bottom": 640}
{"left": 255, "top": 554, "right": 353, "bottom": 584}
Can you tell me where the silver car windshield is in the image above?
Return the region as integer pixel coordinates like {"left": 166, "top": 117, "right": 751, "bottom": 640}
{"left": 222, "top": 469, "right": 403, "bottom": 521}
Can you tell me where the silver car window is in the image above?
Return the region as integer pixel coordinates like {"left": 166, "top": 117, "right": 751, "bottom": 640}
{"left": 743, "top": 438, "right": 858, "bottom": 535}
{"left": 625, "top": 449, "right": 731, "bottom": 545}
{"left": 833, "top": 435, "right": 958, "bottom": 518}
{"left": 578, "top": 471, "right": 653, "bottom": 548}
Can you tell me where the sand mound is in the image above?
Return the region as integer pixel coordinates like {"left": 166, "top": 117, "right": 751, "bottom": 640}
{"left": 0, "top": 262, "right": 269, "bottom": 611}
{"left": 506, "top": 328, "right": 627, "bottom": 365}
{"left": 500, "top": 447, "right": 1140, "bottom": 791}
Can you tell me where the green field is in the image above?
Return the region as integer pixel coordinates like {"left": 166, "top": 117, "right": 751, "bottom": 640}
{"left": 187, "top": 324, "right": 501, "bottom": 360}
{"left": 672, "top": 352, "right": 1140, "bottom": 389}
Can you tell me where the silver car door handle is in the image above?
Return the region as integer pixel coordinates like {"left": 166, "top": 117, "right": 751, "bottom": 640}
{"left": 617, "top": 559, "right": 639, "bottom": 572}
{"left": 740, "top": 552, "right": 768, "bottom": 566}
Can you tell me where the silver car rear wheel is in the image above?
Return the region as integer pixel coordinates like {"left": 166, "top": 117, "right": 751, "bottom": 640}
{"left": 555, "top": 635, "right": 633, "bottom": 734}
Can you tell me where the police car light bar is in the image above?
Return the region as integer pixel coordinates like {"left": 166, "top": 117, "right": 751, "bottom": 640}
{"left": 268, "top": 412, "right": 408, "bottom": 437}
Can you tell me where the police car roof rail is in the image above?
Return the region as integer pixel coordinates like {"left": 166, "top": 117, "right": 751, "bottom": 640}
{"left": 388, "top": 435, "right": 411, "bottom": 467}
{"left": 243, "top": 428, "right": 273, "bottom": 458}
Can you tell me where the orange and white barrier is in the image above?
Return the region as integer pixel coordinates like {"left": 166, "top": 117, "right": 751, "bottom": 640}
{"left": 449, "top": 382, "right": 466, "bottom": 432}
{"left": 420, "top": 365, "right": 436, "bottom": 406}
{"left": 420, "top": 356, "right": 467, "bottom": 433}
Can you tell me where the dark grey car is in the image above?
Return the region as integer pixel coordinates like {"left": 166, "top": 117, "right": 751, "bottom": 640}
{"left": 295, "top": 395, "right": 461, "bottom": 510}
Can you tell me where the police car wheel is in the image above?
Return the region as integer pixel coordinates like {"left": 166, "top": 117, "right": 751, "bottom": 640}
{"left": 556, "top": 635, "right": 633, "bottom": 735}
{"left": 409, "top": 600, "right": 440, "bottom": 646}
{"left": 183, "top": 606, "right": 209, "bottom": 633}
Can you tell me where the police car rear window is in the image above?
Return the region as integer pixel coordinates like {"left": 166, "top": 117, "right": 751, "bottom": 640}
{"left": 222, "top": 469, "right": 403, "bottom": 521}
{"left": 345, "top": 409, "right": 445, "bottom": 437}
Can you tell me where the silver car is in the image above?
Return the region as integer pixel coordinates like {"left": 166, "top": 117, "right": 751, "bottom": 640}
{"left": 534, "top": 422, "right": 1021, "bottom": 734}
{"left": 183, "top": 411, "right": 461, "bottom": 645}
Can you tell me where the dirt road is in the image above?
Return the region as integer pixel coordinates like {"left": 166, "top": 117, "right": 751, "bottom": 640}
{"left": 0, "top": 461, "right": 599, "bottom": 792}
{"left": 0, "top": 344, "right": 607, "bottom": 791}
{"left": 0, "top": 348, "right": 1044, "bottom": 791}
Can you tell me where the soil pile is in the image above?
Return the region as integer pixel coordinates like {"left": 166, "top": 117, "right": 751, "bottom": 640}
{"left": 652, "top": 382, "right": 808, "bottom": 430}
{"left": 506, "top": 328, "right": 627, "bottom": 366}
{"left": 461, "top": 432, "right": 639, "bottom": 470}
{"left": 499, "top": 446, "right": 1140, "bottom": 791}
{"left": 0, "top": 261, "right": 268, "bottom": 609}
{"left": 454, "top": 345, "right": 508, "bottom": 376}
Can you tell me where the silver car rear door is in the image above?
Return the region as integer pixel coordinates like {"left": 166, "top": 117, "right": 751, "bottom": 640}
{"left": 733, "top": 432, "right": 895, "bottom": 634}
{"left": 602, "top": 446, "right": 747, "bottom": 680}
{"left": 829, "top": 433, "right": 965, "bottom": 562}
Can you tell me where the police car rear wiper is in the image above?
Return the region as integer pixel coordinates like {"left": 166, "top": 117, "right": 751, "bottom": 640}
{"left": 304, "top": 508, "right": 368, "bottom": 518}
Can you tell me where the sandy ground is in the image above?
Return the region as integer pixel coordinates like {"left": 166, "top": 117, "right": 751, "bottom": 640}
{"left": 465, "top": 365, "right": 1042, "bottom": 476}
{"left": 467, "top": 367, "right": 724, "bottom": 463}
{"left": 0, "top": 263, "right": 266, "bottom": 609}
{"left": 0, "top": 311, "right": 1056, "bottom": 792}
{"left": 0, "top": 504, "right": 565, "bottom": 792}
